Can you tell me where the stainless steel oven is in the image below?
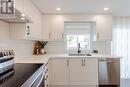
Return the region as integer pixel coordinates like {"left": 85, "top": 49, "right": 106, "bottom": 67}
{"left": 0, "top": 50, "right": 14, "bottom": 75}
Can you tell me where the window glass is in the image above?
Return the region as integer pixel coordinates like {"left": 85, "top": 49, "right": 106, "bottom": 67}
{"left": 65, "top": 22, "right": 93, "bottom": 50}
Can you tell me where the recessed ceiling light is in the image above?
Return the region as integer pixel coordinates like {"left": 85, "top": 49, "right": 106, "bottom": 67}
{"left": 21, "top": 17, "right": 25, "bottom": 20}
{"left": 21, "top": 14, "right": 25, "bottom": 17}
{"left": 56, "top": 8, "right": 61, "bottom": 11}
{"left": 104, "top": 8, "right": 109, "bottom": 11}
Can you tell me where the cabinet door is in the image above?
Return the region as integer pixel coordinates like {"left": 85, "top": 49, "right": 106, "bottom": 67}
{"left": 50, "top": 15, "right": 64, "bottom": 41}
{"left": 83, "top": 59, "right": 98, "bottom": 85}
{"left": 42, "top": 15, "right": 64, "bottom": 41}
{"left": 96, "top": 15, "right": 112, "bottom": 41}
{"left": 69, "top": 58, "right": 84, "bottom": 85}
{"left": 29, "top": 8, "right": 42, "bottom": 40}
{"left": 42, "top": 15, "right": 51, "bottom": 41}
{"left": 51, "top": 58, "right": 68, "bottom": 85}
{"left": 10, "top": 23, "right": 29, "bottom": 40}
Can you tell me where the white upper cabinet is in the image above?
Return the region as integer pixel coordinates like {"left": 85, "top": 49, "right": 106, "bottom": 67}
{"left": 42, "top": 15, "right": 64, "bottom": 41}
{"left": 14, "top": 0, "right": 33, "bottom": 20}
{"left": 95, "top": 15, "right": 112, "bottom": 41}
{"left": 10, "top": 0, "right": 42, "bottom": 40}
{"left": 42, "top": 14, "right": 112, "bottom": 41}
{"left": 10, "top": 23, "right": 30, "bottom": 40}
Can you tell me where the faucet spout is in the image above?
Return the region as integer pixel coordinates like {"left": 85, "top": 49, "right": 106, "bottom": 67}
{"left": 78, "top": 43, "right": 81, "bottom": 54}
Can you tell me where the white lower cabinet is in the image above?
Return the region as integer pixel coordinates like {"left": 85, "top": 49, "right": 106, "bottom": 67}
{"left": 51, "top": 58, "right": 98, "bottom": 86}
{"left": 83, "top": 59, "right": 98, "bottom": 86}
{"left": 69, "top": 58, "right": 84, "bottom": 85}
{"left": 51, "top": 58, "right": 69, "bottom": 85}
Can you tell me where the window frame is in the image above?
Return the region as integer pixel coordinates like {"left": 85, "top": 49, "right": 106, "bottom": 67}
{"left": 64, "top": 21, "right": 94, "bottom": 53}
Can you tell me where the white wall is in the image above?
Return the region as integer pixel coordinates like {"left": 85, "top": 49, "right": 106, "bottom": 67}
{"left": 44, "top": 41, "right": 111, "bottom": 54}
{"left": 0, "top": 20, "right": 35, "bottom": 57}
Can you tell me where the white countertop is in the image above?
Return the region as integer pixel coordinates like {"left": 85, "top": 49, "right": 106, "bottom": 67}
{"left": 14, "top": 56, "right": 50, "bottom": 64}
{"left": 14, "top": 53, "right": 121, "bottom": 64}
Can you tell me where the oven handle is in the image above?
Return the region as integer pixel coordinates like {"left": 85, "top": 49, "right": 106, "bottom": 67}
{"left": 31, "top": 71, "right": 45, "bottom": 87}
{"left": 21, "top": 65, "right": 45, "bottom": 87}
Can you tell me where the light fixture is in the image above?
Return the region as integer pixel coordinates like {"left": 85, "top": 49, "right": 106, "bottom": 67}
{"left": 21, "top": 14, "right": 25, "bottom": 17}
{"left": 21, "top": 17, "right": 25, "bottom": 20}
{"left": 104, "top": 8, "right": 109, "bottom": 11}
{"left": 56, "top": 8, "right": 61, "bottom": 11}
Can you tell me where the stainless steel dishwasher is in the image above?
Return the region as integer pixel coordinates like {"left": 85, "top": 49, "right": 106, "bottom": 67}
{"left": 99, "top": 58, "right": 120, "bottom": 87}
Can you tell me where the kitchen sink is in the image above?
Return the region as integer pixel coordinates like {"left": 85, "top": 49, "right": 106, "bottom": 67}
{"left": 68, "top": 53, "right": 92, "bottom": 56}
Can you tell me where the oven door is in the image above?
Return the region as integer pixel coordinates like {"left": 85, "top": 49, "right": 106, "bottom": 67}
{"left": 0, "top": 58, "right": 14, "bottom": 75}
{"left": 21, "top": 65, "right": 45, "bottom": 87}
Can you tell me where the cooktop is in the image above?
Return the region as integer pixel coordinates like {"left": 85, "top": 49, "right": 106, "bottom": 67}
{"left": 0, "top": 63, "right": 43, "bottom": 87}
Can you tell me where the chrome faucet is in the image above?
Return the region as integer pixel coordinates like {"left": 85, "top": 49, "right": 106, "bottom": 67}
{"left": 78, "top": 43, "right": 81, "bottom": 54}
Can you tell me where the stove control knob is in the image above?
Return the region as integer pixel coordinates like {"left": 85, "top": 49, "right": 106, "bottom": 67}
{"left": 3, "top": 52, "right": 7, "bottom": 56}
{"left": 9, "top": 52, "right": 12, "bottom": 55}
{"left": 0, "top": 52, "right": 3, "bottom": 58}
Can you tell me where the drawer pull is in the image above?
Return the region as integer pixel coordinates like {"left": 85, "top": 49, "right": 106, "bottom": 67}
{"left": 84, "top": 59, "right": 85, "bottom": 66}
{"left": 46, "top": 84, "right": 49, "bottom": 87}
{"left": 45, "top": 75, "right": 48, "bottom": 80}
{"left": 82, "top": 59, "right": 83, "bottom": 66}
{"left": 45, "top": 62, "right": 48, "bottom": 66}
{"left": 45, "top": 69, "right": 48, "bottom": 73}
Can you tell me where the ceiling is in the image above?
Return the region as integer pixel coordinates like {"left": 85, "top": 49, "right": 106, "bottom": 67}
{"left": 32, "top": 0, "right": 130, "bottom": 16}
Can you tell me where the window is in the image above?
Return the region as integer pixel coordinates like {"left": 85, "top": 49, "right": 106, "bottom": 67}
{"left": 67, "top": 35, "right": 90, "bottom": 49}
{"left": 65, "top": 22, "right": 93, "bottom": 50}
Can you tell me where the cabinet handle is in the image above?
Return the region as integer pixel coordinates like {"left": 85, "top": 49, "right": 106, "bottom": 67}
{"left": 45, "top": 69, "right": 48, "bottom": 73}
{"left": 62, "top": 33, "right": 64, "bottom": 38}
{"left": 46, "top": 84, "right": 49, "bottom": 87}
{"left": 67, "top": 59, "right": 69, "bottom": 66}
{"left": 84, "top": 59, "right": 85, "bottom": 66}
{"left": 49, "top": 32, "right": 51, "bottom": 38}
{"left": 45, "top": 62, "right": 48, "bottom": 66}
{"left": 97, "top": 33, "right": 99, "bottom": 39}
{"left": 27, "top": 25, "right": 30, "bottom": 35}
{"left": 82, "top": 59, "right": 83, "bottom": 66}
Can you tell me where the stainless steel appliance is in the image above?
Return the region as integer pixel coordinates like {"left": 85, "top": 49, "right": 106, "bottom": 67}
{"left": 0, "top": 50, "right": 15, "bottom": 75}
{"left": 99, "top": 58, "right": 120, "bottom": 87}
{"left": 0, "top": 50, "right": 46, "bottom": 87}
